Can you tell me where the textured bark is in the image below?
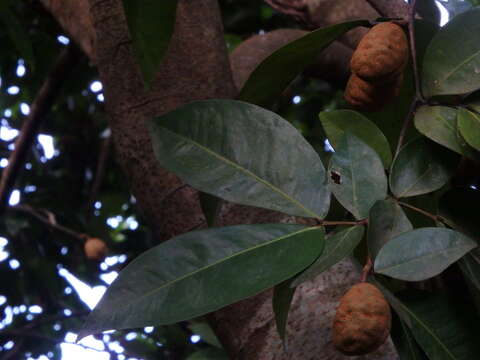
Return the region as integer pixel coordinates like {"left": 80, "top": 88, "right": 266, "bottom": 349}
{"left": 87, "top": 0, "right": 236, "bottom": 241}
{"left": 230, "top": 29, "right": 352, "bottom": 90}
{"left": 264, "top": 0, "right": 409, "bottom": 49}
{"left": 364, "top": 0, "right": 409, "bottom": 18}
{"left": 40, "top": 0, "right": 96, "bottom": 61}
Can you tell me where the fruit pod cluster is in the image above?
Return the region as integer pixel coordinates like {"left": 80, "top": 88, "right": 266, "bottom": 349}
{"left": 332, "top": 283, "right": 391, "bottom": 356}
{"left": 345, "top": 22, "right": 409, "bottom": 111}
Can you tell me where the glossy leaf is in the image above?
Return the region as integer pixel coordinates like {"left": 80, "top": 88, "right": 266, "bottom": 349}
{"left": 238, "top": 20, "right": 369, "bottom": 107}
{"left": 389, "top": 138, "right": 457, "bottom": 198}
{"left": 273, "top": 278, "right": 297, "bottom": 348}
{"left": 422, "top": 8, "right": 480, "bottom": 97}
{"left": 367, "top": 199, "right": 412, "bottom": 260}
{"left": 149, "top": 99, "right": 330, "bottom": 218}
{"left": 79, "top": 224, "right": 324, "bottom": 338}
{"left": 122, "top": 0, "right": 177, "bottom": 87}
{"left": 414, "top": 105, "right": 464, "bottom": 154}
{"left": 328, "top": 134, "right": 387, "bottom": 219}
{"left": 375, "top": 228, "right": 477, "bottom": 281}
{"left": 291, "top": 226, "right": 364, "bottom": 287}
{"left": 458, "top": 108, "right": 480, "bottom": 151}
{"left": 319, "top": 110, "right": 392, "bottom": 167}
{"left": 381, "top": 286, "right": 480, "bottom": 360}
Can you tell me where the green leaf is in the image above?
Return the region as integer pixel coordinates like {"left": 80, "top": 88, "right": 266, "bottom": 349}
{"left": 198, "top": 192, "right": 220, "bottom": 228}
{"left": 380, "top": 285, "right": 480, "bottom": 360}
{"left": 186, "top": 348, "right": 228, "bottom": 360}
{"left": 122, "top": 0, "right": 177, "bottom": 87}
{"left": 422, "top": 8, "right": 480, "bottom": 97}
{"left": 328, "top": 134, "right": 387, "bottom": 219}
{"left": 291, "top": 226, "right": 364, "bottom": 287}
{"left": 149, "top": 99, "right": 330, "bottom": 218}
{"left": 272, "top": 277, "right": 297, "bottom": 348}
{"left": 458, "top": 108, "right": 480, "bottom": 151}
{"left": 374, "top": 228, "right": 477, "bottom": 281}
{"left": 79, "top": 224, "right": 324, "bottom": 338}
{"left": 0, "top": 5, "right": 35, "bottom": 68}
{"left": 390, "top": 312, "right": 428, "bottom": 360}
{"left": 238, "top": 20, "right": 369, "bottom": 107}
{"left": 188, "top": 321, "right": 223, "bottom": 348}
{"left": 319, "top": 110, "right": 392, "bottom": 168}
{"left": 367, "top": 199, "right": 412, "bottom": 260}
{"left": 414, "top": 105, "right": 465, "bottom": 154}
{"left": 458, "top": 252, "right": 480, "bottom": 292}
{"left": 389, "top": 138, "right": 458, "bottom": 198}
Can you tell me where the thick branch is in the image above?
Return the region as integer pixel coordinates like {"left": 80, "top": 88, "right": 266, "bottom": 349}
{"left": 87, "top": 0, "right": 236, "bottom": 239}
{"left": 365, "top": 0, "right": 409, "bottom": 18}
{"left": 40, "top": 0, "right": 96, "bottom": 61}
{"left": 0, "top": 45, "right": 81, "bottom": 215}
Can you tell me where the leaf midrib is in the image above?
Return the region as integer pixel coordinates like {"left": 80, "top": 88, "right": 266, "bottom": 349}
{"left": 396, "top": 299, "right": 457, "bottom": 360}
{"left": 163, "top": 126, "right": 321, "bottom": 219}
{"left": 122, "top": 226, "right": 321, "bottom": 308}
{"left": 377, "top": 243, "right": 474, "bottom": 274}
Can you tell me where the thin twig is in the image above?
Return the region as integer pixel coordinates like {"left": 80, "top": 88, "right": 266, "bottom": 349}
{"left": 316, "top": 219, "right": 368, "bottom": 226}
{"left": 10, "top": 204, "right": 86, "bottom": 241}
{"left": 0, "top": 44, "right": 81, "bottom": 215}
{"left": 397, "top": 200, "right": 441, "bottom": 223}
{"left": 408, "top": 0, "right": 423, "bottom": 101}
{"left": 360, "top": 257, "right": 373, "bottom": 282}
{"left": 395, "top": 98, "right": 418, "bottom": 156}
{"left": 394, "top": 0, "right": 422, "bottom": 157}
{"left": 86, "top": 133, "right": 111, "bottom": 218}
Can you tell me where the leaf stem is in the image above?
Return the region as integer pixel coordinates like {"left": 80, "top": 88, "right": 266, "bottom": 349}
{"left": 408, "top": 0, "right": 423, "bottom": 102}
{"left": 396, "top": 200, "right": 441, "bottom": 223}
{"left": 360, "top": 257, "right": 373, "bottom": 282}
{"left": 395, "top": 0, "right": 423, "bottom": 157}
{"left": 316, "top": 219, "right": 368, "bottom": 226}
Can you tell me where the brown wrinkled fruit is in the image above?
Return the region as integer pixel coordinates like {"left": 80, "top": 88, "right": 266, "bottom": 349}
{"left": 345, "top": 73, "right": 403, "bottom": 111}
{"left": 345, "top": 22, "right": 408, "bottom": 111}
{"left": 332, "top": 283, "right": 391, "bottom": 356}
{"left": 84, "top": 238, "right": 108, "bottom": 260}
{"left": 350, "top": 22, "right": 409, "bottom": 84}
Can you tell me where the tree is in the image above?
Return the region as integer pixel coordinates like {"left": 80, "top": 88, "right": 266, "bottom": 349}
{"left": 0, "top": 0, "right": 479, "bottom": 359}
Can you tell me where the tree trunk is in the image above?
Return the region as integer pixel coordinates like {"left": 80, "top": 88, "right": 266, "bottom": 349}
{"left": 45, "top": 0, "right": 401, "bottom": 358}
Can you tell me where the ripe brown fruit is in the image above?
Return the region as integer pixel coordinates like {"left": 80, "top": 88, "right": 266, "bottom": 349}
{"left": 350, "top": 22, "right": 409, "bottom": 84}
{"left": 345, "top": 22, "right": 408, "bottom": 111}
{"left": 332, "top": 283, "right": 391, "bottom": 356}
{"left": 344, "top": 73, "right": 403, "bottom": 111}
{"left": 84, "top": 237, "right": 108, "bottom": 260}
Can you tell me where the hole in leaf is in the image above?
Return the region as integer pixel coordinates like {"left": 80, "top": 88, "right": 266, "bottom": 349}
{"left": 330, "top": 171, "right": 341, "bottom": 184}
